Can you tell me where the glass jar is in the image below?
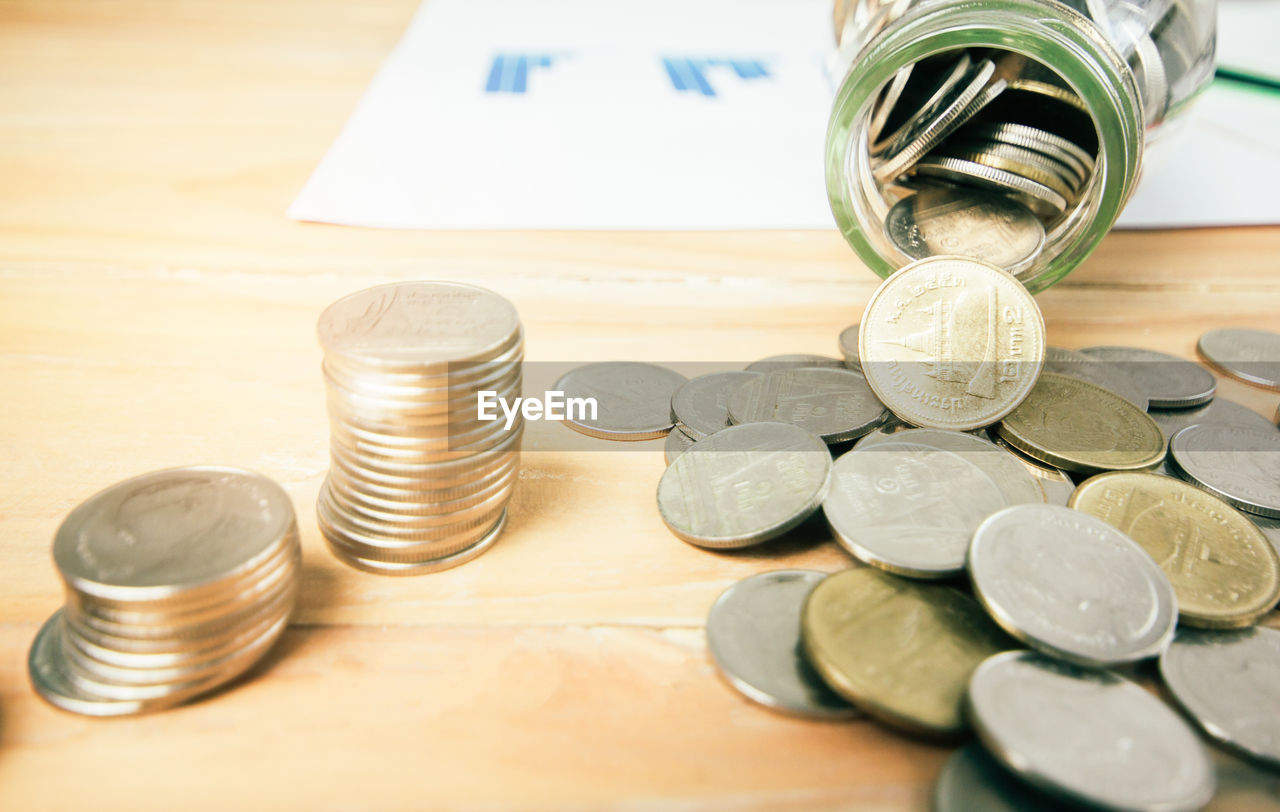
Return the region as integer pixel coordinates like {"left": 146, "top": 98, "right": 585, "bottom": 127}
{"left": 827, "top": 0, "right": 1216, "bottom": 292}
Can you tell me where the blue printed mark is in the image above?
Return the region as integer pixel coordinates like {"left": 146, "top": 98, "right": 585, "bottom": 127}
{"left": 663, "top": 58, "right": 772, "bottom": 97}
{"left": 485, "top": 53, "right": 556, "bottom": 94}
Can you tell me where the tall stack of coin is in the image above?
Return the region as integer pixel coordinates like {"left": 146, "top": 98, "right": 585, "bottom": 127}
{"left": 316, "top": 281, "right": 523, "bottom": 574}
{"left": 29, "top": 466, "right": 301, "bottom": 716}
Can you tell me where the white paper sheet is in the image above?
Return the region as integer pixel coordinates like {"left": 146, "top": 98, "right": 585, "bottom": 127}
{"left": 291, "top": 0, "right": 1280, "bottom": 231}
{"left": 289, "top": 0, "right": 838, "bottom": 229}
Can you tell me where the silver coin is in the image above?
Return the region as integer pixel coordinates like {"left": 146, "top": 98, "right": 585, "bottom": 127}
{"left": 971, "top": 122, "right": 1096, "bottom": 179}
{"left": 1198, "top": 328, "right": 1280, "bottom": 390}
{"left": 1148, "top": 396, "right": 1275, "bottom": 439}
{"left": 1247, "top": 514, "right": 1280, "bottom": 557}
{"left": 989, "top": 435, "right": 1076, "bottom": 506}
{"left": 857, "top": 428, "right": 1043, "bottom": 505}
{"left": 822, "top": 441, "right": 1005, "bottom": 578}
{"left": 317, "top": 281, "right": 521, "bottom": 368}
{"left": 934, "top": 743, "right": 1075, "bottom": 812}
{"left": 1042, "top": 346, "right": 1148, "bottom": 411}
{"left": 671, "top": 371, "right": 763, "bottom": 440}
{"left": 970, "top": 504, "right": 1177, "bottom": 667}
{"left": 727, "top": 367, "right": 888, "bottom": 444}
{"left": 1079, "top": 345, "right": 1216, "bottom": 409}
{"left": 663, "top": 425, "right": 696, "bottom": 466}
{"left": 969, "top": 651, "right": 1215, "bottom": 812}
{"left": 875, "top": 59, "right": 999, "bottom": 183}
{"left": 913, "top": 155, "right": 1067, "bottom": 217}
{"left": 884, "top": 187, "right": 1044, "bottom": 273}
{"left": 837, "top": 324, "right": 860, "bottom": 368}
{"left": 706, "top": 570, "right": 858, "bottom": 720}
{"left": 744, "top": 354, "right": 846, "bottom": 373}
{"left": 871, "top": 53, "right": 971, "bottom": 156}
{"left": 554, "top": 362, "right": 687, "bottom": 441}
{"left": 656, "top": 422, "right": 831, "bottom": 549}
{"left": 52, "top": 467, "right": 296, "bottom": 603}
{"left": 1159, "top": 627, "right": 1280, "bottom": 769}
{"left": 1170, "top": 424, "right": 1280, "bottom": 517}
{"left": 867, "top": 64, "right": 913, "bottom": 146}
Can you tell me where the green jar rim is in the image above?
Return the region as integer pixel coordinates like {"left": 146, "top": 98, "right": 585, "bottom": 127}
{"left": 826, "top": 0, "right": 1145, "bottom": 293}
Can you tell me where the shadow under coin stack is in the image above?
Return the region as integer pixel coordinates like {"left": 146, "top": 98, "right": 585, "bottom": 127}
{"left": 316, "top": 281, "right": 523, "bottom": 574}
{"left": 29, "top": 466, "right": 301, "bottom": 716}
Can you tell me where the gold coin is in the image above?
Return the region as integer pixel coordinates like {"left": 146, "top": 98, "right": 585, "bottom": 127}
{"left": 1070, "top": 472, "right": 1280, "bottom": 628}
{"left": 996, "top": 373, "right": 1165, "bottom": 474}
{"left": 801, "top": 567, "right": 1016, "bottom": 737}
{"left": 859, "top": 256, "right": 1045, "bottom": 431}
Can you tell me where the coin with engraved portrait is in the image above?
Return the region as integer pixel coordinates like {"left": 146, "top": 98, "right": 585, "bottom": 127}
{"left": 1159, "top": 627, "right": 1280, "bottom": 769}
{"left": 706, "top": 570, "right": 857, "bottom": 720}
{"left": 1070, "top": 471, "right": 1280, "bottom": 628}
{"left": 969, "top": 651, "right": 1215, "bottom": 812}
{"left": 801, "top": 567, "right": 1014, "bottom": 737}
{"left": 969, "top": 504, "right": 1177, "bottom": 666}
{"left": 996, "top": 373, "right": 1165, "bottom": 474}
{"left": 859, "top": 256, "right": 1045, "bottom": 431}
{"left": 656, "top": 422, "right": 831, "bottom": 549}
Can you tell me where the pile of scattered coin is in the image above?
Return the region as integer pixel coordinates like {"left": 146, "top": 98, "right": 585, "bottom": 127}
{"left": 866, "top": 50, "right": 1101, "bottom": 276}
{"left": 28, "top": 466, "right": 301, "bottom": 716}
{"left": 315, "top": 281, "right": 524, "bottom": 575}
{"left": 556, "top": 256, "right": 1280, "bottom": 807}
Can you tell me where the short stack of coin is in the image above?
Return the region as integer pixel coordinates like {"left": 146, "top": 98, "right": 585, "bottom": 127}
{"left": 29, "top": 466, "right": 301, "bottom": 716}
{"left": 316, "top": 281, "right": 523, "bottom": 574}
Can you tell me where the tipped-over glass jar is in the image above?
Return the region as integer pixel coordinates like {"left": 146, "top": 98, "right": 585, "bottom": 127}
{"left": 827, "top": 0, "right": 1215, "bottom": 292}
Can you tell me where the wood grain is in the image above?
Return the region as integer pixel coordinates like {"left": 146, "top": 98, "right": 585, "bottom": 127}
{"left": 2, "top": 1, "right": 1280, "bottom": 808}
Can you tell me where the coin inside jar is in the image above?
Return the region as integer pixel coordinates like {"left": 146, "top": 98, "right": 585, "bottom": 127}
{"left": 884, "top": 186, "right": 1045, "bottom": 273}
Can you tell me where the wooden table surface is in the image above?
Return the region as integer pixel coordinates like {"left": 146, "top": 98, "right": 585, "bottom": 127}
{"left": 4, "top": 1, "right": 1280, "bottom": 809}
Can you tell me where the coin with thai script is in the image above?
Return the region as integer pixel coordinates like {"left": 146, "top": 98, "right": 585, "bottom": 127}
{"left": 859, "top": 256, "right": 1045, "bottom": 431}
{"left": 969, "top": 651, "right": 1215, "bottom": 812}
{"left": 855, "top": 427, "right": 1043, "bottom": 504}
{"left": 555, "top": 362, "right": 687, "bottom": 441}
{"left": 706, "top": 570, "right": 858, "bottom": 720}
{"left": 884, "top": 187, "right": 1044, "bottom": 273}
{"left": 671, "top": 371, "right": 763, "bottom": 440}
{"left": 1070, "top": 471, "right": 1280, "bottom": 628}
{"left": 656, "top": 422, "right": 831, "bottom": 549}
{"left": 823, "top": 441, "right": 1006, "bottom": 578}
{"left": 1198, "top": 328, "right": 1280, "bottom": 390}
{"left": 1079, "top": 345, "right": 1216, "bottom": 409}
{"left": 1159, "top": 627, "right": 1280, "bottom": 769}
{"left": 1169, "top": 423, "right": 1280, "bottom": 518}
{"left": 969, "top": 504, "right": 1177, "bottom": 665}
{"left": 727, "top": 367, "right": 888, "bottom": 444}
{"left": 996, "top": 373, "right": 1165, "bottom": 474}
{"left": 801, "top": 567, "right": 1013, "bottom": 737}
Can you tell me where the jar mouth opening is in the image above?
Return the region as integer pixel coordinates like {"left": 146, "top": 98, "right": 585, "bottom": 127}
{"left": 826, "top": 0, "right": 1144, "bottom": 293}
